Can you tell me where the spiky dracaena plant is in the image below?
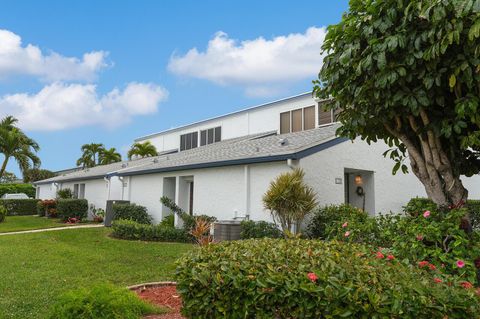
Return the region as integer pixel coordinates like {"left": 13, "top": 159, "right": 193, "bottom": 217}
{"left": 262, "top": 168, "right": 317, "bottom": 235}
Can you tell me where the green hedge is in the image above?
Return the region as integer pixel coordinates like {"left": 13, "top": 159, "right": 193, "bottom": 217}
{"left": 0, "top": 183, "right": 35, "bottom": 198}
{"left": 176, "top": 239, "right": 480, "bottom": 318}
{"left": 240, "top": 220, "right": 282, "bottom": 239}
{"left": 112, "top": 219, "right": 190, "bottom": 243}
{"left": 112, "top": 203, "right": 152, "bottom": 225}
{"left": 57, "top": 199, "right": 88, "bottom": 221}
{"left": 0, "top": 199, "right": 39, "bottom": 216}
{"left": 47, "top": 283, "right": 161, "bottom": 319}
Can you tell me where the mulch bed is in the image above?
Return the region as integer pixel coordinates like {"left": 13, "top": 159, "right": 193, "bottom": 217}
{"left": 135, "top": 284, "right": 186, "bottom": 319}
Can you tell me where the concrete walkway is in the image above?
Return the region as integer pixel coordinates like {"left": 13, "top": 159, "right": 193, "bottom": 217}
{"left": 0, "top": 224, "right": 104, "bottom": 236}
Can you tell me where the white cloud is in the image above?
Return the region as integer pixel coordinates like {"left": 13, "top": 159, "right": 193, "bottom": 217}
{"left": 0, "top": 82, "right": 168, "bottom": 131}
{"left": 0, "top": 29, "right": 108, "bottom": 82}
{"left": 168, "top": 27, "right": 326, "bottom": 96}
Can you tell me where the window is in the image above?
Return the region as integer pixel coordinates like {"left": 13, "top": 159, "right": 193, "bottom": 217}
{"left": 280, "top": 105, "right": 316, "bottom": 134}
{"left": 180, "top": 132, "right": 198, "bottom": 151}
{"left": 73, "top": 184, "right": 79, "bottom": 198}
{"left": 200, "top": 126, "right": 221, "bottom": 146}
{"left": 280, "top": 112, "right": 290, "bottom": 134}
{"left": 79, "top": 184, "right": 85, "bottom": 199}
{"left": 303, "top": 106, "right": 315, "bottom": 130}
{"left": 318, "top": 101, "right": 341, "bottom": 125}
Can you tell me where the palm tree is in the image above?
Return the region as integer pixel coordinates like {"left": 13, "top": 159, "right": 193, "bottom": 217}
{"left": 76, "top": 143, "right": 105, "bottom": 168}
{"left": 99, "top": 148, "right": 122, "bottom": 165}
{"left": 0, "top": 117, "right": 41, "bottom": 179}
{"left": 128, "top": 141, "right": 157, "bottom": 160}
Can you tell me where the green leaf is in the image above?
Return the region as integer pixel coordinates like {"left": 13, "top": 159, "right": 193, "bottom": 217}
{"left": 449, "top": 74, "right": 456, "bottom": 88}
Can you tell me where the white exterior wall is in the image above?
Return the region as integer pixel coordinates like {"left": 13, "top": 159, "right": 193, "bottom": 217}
{"left": 36, "top": 183, "right": 57, "bottom": 199}
{"left": 60, "top": 179, "right": 109, "bottom": 218}
{"left": 137, "top": 95, "right": 318, "bottom": 152}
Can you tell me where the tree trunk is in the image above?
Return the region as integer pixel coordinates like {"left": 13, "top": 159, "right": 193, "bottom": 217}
{"left": 0, "top": 156, "right": 9, "bottom": 179}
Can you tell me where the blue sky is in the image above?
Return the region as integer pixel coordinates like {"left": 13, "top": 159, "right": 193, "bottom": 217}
{"left": 0, "top": 0, "right": 349, "bottom": 176}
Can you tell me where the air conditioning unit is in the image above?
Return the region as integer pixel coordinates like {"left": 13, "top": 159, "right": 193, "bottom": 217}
{"left": 212, "top": 220, "right": 242, "bottom": 241}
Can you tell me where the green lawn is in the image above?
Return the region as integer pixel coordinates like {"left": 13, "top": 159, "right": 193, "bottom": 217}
{"left": 0, "top": 227, "right": 192, "bottom": 318}
{"left": 0, "top": 215, "right": 70, "bottom": 233}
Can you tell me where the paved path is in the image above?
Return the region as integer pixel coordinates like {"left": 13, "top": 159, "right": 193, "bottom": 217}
{"left": 0, "top": 224, "right": 104, "bottom": 236}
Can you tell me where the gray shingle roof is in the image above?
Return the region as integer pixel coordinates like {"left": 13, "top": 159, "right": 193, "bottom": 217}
{"left": 116, "top": 123, "right": 344, "bottom": 176}
{"left": 35, "top": 124, "right": 344, "bottom": 184}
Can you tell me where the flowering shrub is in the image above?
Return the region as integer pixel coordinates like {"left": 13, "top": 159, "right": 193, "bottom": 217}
{"left": 37, "top": 199, "right": 57, "bottom": 217}
{"left": 176, "top": 239, "right": 480, "bottom": 318}
{"left": 57, "top": 199, "right": 88, "bottom": 221}
{"left": 321, "top": 205, "right": 480, "bottom": 284}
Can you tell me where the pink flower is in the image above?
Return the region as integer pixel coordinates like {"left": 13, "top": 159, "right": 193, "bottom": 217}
{"left": 423, "top": 210, "right": 431, "bottom": 218}
{"left": 307, "top": 272, "right": 318, "bottom": 282}
{"left": 386, "top": 254, "right": 395, "bottom": 261}
{"left": 428, "top": 264, "right": 436, "bottom": 271}
{"left": 418, "top": 261, "right": 429, "bottom": 268}
{"left": 342, "top": 222, "right": 348, "bottom": 228}
{"left": 456, "top": 260, "right": 465, "bottom": 268}
{"left": 376, "top": 252, "right": 385, "bottom": 259}
{"left": 416, "top": 235, "right": 424, "bottom": 241}
{"left": 344, "top": 231, "right": 350, "bottom": 237}
{"left": 460, "top": 281, "right": 473, "bottom": 289}
{"left": 433, "top": 278, "right": 442, "bottom": 283}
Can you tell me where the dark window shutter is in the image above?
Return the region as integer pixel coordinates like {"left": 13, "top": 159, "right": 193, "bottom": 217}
{"left": 303, "top": 106, "right": 315, "bottom": 130}
{"left": 292, "top": 109, "right": 302, "bottom": 132}
{"left": 200, "top": 130, "right": 207, "bottom": 146}
{"left": 214, "top": 127, "right": 221, "bottom": 142}
{"left": 280, "top": 111, "right": 290, "bottom": 134}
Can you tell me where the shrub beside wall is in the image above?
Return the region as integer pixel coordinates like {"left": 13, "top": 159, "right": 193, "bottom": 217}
{"left": 176, "top": 239, "right": 480, "bottom": 319}
{"left": 0, "top": 183, "right": 35, "bottom": 198}
{"left": 240, "top": 220, "right": 282, "bottom": 239}
{"left": 111, "top": 220, "right": 190, "bottom": 243}
{"left": 0, "top": 199, "right": 39, "bottom": 216}
{"left": 57, "top": 199, "right": 88, "bottom": 221}
{"left": 112, "top": 203, "right": 152, "bottom": 225}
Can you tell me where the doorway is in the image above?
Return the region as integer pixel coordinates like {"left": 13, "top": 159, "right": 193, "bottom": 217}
{"left": 344, "top": 169, "right": 375, "bottom": 215}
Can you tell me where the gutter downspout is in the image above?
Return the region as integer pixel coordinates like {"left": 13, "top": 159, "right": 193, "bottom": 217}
{"left": 287, "top": 158, "right": 296, "bottom": 170}
{"left": 104, "top": 177, "right": 111, "bottom": 201}
{"left": 118, "top": 176, "right": 125, "bottom": 200}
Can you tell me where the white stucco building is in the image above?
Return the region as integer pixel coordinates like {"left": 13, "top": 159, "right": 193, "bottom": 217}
{"left": 34, "top": 92, "right": 480, "bottom": 225}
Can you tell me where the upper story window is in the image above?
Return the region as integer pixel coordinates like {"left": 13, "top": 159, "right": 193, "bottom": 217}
{"left": 200, "top": 126, "right": 221, "bottom": 146}
{"left": 280, "top": 106, "right": 315, "bottom": 134}
{"left": 180, "top": 131, "right": 198, "bottom": 151}
{"left": 318, "top": 101, "right": 341, "bottom": 125}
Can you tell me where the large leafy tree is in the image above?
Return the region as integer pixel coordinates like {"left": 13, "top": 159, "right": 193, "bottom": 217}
{"left": 23, "top": 168, "right": 56, "bottom": 183}
{"left": 0, "top": 116, "right": 41, "bottom": 179}
{"left": 314, "top": 0, "right": 480, "bottom": 209}
{"left": 76, "top": 143, "right": 105, "bottom": 168}
{"left": 127, "top": 141, "right": 158, "bottom": 160}
{"left": 99, "top": 147, "right": 122, "bottom": 165}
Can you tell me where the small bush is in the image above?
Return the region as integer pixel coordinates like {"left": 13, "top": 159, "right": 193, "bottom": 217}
{"left": 57, "top": 199, "right": 88, "bottom": 221}
{"left": 159, "top": 214, "right": 174, "bottom": 228}
{"left": 112, "top": 219, "right": 190, "bottom": 242}
{"left": 56, "top": 188, "right": 73, "bottom": 199}
{"left": 47, "top": 283, "right": 162, "bottom": 319}
{"left": 0, "top": 205, "right": 6, "bottom": 223}
{"left": 0, "top": 199, "right": 40, "bottom": 216}
{"left": 179, "top": 213, "right": 216, "bottom": 232}
{"left": 305, "top": 204, "right": 369, "bottom": 239}
{"left": 176, "top": 239, "right": 480, "bottom": 319}
{"left": 240, "top": 220, "right": 282, "bottom": 239}
{"left": 0, "top": 183, "right": 35, "bottom": 198}
{"left": 112, "top": 203, "right": 152, "bottom": 225}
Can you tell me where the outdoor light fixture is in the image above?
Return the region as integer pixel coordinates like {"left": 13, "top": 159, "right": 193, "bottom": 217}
{"left": 354, "top": 175, "right": 363, "bottom": 185}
